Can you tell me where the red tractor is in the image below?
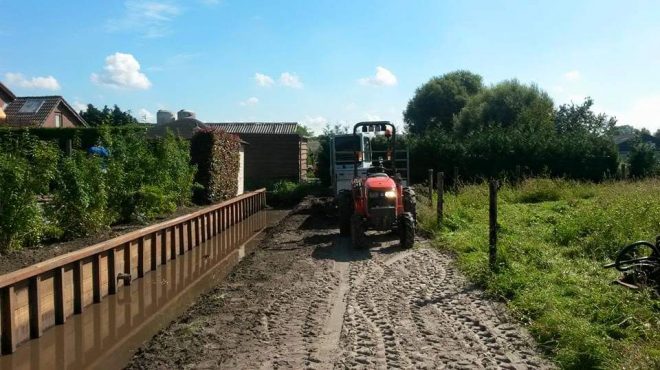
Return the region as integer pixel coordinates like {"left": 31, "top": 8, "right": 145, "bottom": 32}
{"left": 336, "top": 122, "right": 416, "bottom": 249}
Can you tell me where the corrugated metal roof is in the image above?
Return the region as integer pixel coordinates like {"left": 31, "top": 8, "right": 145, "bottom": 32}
{"left": 206, "top": 122, "right": 299, "bottom": 135}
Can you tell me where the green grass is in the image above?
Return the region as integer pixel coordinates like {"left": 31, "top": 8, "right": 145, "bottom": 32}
{"left": 418, "top": 178, "right": 660, "bottom": 369}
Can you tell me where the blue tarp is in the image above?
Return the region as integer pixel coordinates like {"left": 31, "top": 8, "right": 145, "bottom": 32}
{"left": 88, "top": 146, "right": 110, "bottom": 158}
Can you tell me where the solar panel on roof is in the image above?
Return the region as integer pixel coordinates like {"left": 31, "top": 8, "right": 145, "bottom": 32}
{"left": 18, "top": 99, "right": 45, "bottom": 113}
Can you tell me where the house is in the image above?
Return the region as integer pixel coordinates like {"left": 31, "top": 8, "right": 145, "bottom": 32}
{"left": 3, "top": 95, "right": 87, "bottom": 128}
{"left": 615, "top": 133, "right": 660, "bottom": 159}
{"left": 0, "top": 82, "right": 16, "bottom": 123}
{"left": 206, "top": 122, "right": 308, "bottom": 187}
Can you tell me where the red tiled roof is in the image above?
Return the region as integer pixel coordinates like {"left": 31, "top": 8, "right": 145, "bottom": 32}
{"left": 3, "top": 96, "right": 87, "bottom": 127}
{"left": 0, "top": 82, "right": 16, "bottom": 104}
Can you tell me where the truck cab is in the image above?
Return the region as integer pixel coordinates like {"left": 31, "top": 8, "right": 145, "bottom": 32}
{"left": 330, "top": 133, "right": 374, "bottom": 196}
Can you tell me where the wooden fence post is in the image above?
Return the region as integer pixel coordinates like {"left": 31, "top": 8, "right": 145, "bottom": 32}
{"left": 437, "top": 172, "right": 444, "bottom": 225}
{"left": 428, "top": 169, "right": 434, "bottom": 205}
{"left": 489, "top": 179, "right": 498, "bottom": 271}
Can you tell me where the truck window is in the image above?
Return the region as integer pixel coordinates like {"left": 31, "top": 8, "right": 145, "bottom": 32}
{"left": 334, "top": 136, "right": 360, "bottom": 164}
{"left": 363, "top": 137, "right": 372, "bottom": 162}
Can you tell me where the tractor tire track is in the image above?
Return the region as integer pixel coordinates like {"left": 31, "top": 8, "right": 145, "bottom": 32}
{"left": 128, "top": 198, "right": 553, "bottom": 370}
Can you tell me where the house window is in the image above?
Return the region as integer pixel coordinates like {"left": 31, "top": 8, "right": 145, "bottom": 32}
{"left": 54, "top": 113, "right": 62, "bottom": 128}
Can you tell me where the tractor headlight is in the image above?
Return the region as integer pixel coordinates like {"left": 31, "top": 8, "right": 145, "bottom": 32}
{"left": 384, "top": 190, "right": 397, "bottom": 199}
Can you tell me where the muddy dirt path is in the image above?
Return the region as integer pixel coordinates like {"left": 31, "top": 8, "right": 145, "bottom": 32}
{"left": 128, "top": 199, "right": 552, "bottom": 369}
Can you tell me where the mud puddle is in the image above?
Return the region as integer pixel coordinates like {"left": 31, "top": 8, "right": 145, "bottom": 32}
{"left": 0, "top": 209, "right": 288, "bottom": 370}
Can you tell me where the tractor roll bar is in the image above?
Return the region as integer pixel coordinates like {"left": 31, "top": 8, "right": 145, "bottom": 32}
{"left": 352, "top": 121, "right": 397, "bottom": 178}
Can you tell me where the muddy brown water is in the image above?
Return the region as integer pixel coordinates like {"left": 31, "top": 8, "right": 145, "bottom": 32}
{"left": 0, "top": 209, "right": 289, "bottom": 370}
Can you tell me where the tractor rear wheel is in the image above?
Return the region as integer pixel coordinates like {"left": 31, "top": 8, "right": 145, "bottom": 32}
{"left": 398, "top": 212, "right": 415, "bottom": 249}
{"left": 350, "top": 214, "right": 366, "bottom": 249}
{"left": 337, "top": 190, "right": 352, "bottom": 236}
{"left": 403, "top": 187, "right": 417, "bottom": 224}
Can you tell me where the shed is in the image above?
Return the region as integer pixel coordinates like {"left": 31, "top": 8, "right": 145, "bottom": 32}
{"left": 149, "top": 119, "right": 248, "bottom": 196}
{"left": 207, "top": 122, "right": 308, "bottom": 187}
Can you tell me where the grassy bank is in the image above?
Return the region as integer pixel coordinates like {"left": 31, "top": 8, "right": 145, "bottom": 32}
{"left": 418, "top": 178, "right": 660, "bottom": 369}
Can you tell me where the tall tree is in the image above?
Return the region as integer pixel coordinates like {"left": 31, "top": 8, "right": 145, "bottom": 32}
{"left": 454, "top": 79, "right": 555, "bottom": 137}
{"left": 555, "top": 97, "right": 617, "bottom": 136}
{"left": 80, "top": 104, "right": 138, "bottom": 127}
{"left": 403, "top": 70, "right": 483, "bottom": 135}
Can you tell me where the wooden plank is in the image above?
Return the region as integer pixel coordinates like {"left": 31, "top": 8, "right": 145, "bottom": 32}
{"left": 107, "top": 250, "right": 117, "bottom": 295}
{"left": 0, "top": 189, "right": 266, "bottom": 290}
{"left": 186, "top": 220, "right": 196, "bottom": 250}
{"left": 196, "top": 217, "right": 202, "bottom": 247}
{"left": 161, "top": 229, "right": 169, "bottom": 265}
{"left": 175, "top": 224, "right": 188, "bottom": 255}
{"left": 123, "top": 243, "right": 132, "bottom": 286}
{"left": 29, "top": 276, "right": 43, "bottom": 338}
{"left": 137, "top": 237, "right": 145, "bottom": 278}
{"left": 73, "top": 261, "right": 84, "bottom": 314}
{"left": 92, "top": 254, "right": 101, "bottom": 304}
{"left": 54, "top": 268, "right": 66, "bottom": 324}
{"left": 1, "top": 286, "right": 17, "bottom": 354}
{"left": 152, "top": 233, "right": 159, "bottom": 270}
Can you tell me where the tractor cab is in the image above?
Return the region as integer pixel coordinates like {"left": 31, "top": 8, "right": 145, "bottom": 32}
{"left": 330, "top": 124, "right": 409, "bottom": 197}
{"left": 333, "top": 121, "right": 416, "bottom": 249}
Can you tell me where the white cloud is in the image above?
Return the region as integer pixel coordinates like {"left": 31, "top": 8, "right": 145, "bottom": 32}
{"left": 563, "top": 70, "right": 581, "bottom": 82}
{"left": 254, "top": 73, "right": 274, "bottom": 87}
{"left": 618, "top": 95, "right": 660, "bottom": 131}
{"left": 240, "top": 97, "right": 259, "bottom": 106}
{"left": 365, "top": 113, "right": 381, "bottom": 121}
{"left": 304, "top": 116, "right": 328, "bottom": 131}
{"left": 4, "top": 72, "right": 60, "bottom": 91}
{"left": 106, "top": 1, "right": 181, "bottom": 38}
{"left": 91, "top": 52, "right": 152, "bottom": 90}
{"left": 72, "top": 100, "right": 88, "bottom": 113}
{"left": 137, "top": 108, "right": 154, "bottom": 123}
{"left": 359, "top": 66, "right": 397, "bottom": 87}
{"left": 279, "top": 72, "right": 303, "bottom": 88}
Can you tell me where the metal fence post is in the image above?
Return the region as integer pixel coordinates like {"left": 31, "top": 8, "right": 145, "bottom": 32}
{"left": 489, "top": 180, "right": 498, "bottom": 271}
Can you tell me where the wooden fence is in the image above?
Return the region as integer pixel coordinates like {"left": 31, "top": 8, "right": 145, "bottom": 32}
{"left": 0, "top": 189, "right": 266, "bottom": 354}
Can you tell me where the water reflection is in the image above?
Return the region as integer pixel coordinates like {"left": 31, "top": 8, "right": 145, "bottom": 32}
{"left": 0, "top": 210, "right": 286, "bottom": 370}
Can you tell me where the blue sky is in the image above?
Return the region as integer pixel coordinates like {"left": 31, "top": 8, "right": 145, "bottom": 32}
{"left": 1, "top": 0, "right": 659, "bottom": 133}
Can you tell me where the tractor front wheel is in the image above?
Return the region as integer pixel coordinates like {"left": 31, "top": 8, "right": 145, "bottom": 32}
{"left": 337, "top": 190, "right": 352, "bottom": 236}
{"left": 398, "top": 212, "right": 415, "bottom": 249}
{"left": 350, "top": 214, "right": 366, "bottom": 249}
{"left": 403, "top": 187, "right": 417, "bottom": 225}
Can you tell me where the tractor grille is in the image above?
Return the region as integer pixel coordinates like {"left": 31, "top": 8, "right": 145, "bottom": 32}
{"left": 368, "top": 191, "right": 395, "bottom": 209}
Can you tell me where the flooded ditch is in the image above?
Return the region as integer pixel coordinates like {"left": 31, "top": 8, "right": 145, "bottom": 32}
{"left": 0, "top": 209, "right": 288, "bottom": 370}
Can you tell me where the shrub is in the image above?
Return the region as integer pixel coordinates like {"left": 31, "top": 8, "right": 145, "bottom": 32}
{"left": 190, "top": 128, "right": 240, "bottom": 204}
{"left": 50, "top": 153, "right": 112, "bottom": 238}
{"left": 628, "top": 141, "right": 658, "bottom": 178}
{"left": 266, "top": 180, "right": 324, "bottom": 207}
{"left": 0, "top": 135, "right": 58, "bottom": 252}
{"left": 101, "top": 129, "right": 196, "bottom": 222}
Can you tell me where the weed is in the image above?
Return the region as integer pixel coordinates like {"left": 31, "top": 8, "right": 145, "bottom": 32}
{"left": 420, "top": 178, "right": 660, "bottom": 369}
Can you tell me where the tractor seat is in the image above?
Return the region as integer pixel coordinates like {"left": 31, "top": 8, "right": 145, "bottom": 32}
{"left": 367, "top": 173, "right": 389, "bottom": 178}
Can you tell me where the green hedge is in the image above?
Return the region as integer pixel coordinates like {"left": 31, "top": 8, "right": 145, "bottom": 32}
{"left": 0, "top": 126, "right": 148, "bottom": 151}
{"left": 0, "top": 130, "right": 196, "bottom": 253}
{"left": 190, "top": 128, "right": 240, "bottom": 204}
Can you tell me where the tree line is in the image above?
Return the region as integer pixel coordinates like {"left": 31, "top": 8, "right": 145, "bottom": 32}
{"left": 402, "top": 70, "right": 657, "bottom": 182}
